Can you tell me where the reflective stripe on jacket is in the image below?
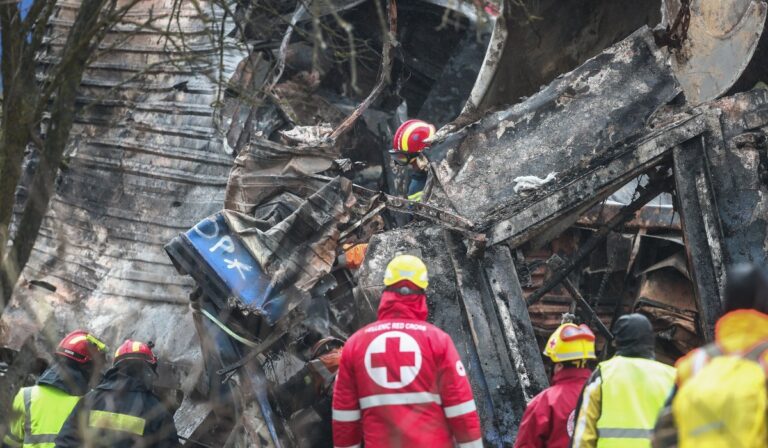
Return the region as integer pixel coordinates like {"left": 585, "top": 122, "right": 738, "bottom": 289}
{"left": 3, "top": 385, "right": 81, "bottom": 448}
{"left": 54, "top": 365, "right": 180, "bottom": 448}
{"left": 572, "top": 356, "right": 675, "bottom": 448}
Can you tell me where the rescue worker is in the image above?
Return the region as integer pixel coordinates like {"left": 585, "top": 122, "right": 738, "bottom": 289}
{"left": 571, "top": 313, "right": 675, "bottom": 448}
{"left": 651, "top": 263, "right": 768, "bottom": 448}
{"left": 389, "top": 119, "right": 436, "bottom": 202}
{"left": 275, "top": 336, "right": 344, "bottom": 447}
{"left": 332, "top": 254, "right": 483, "bottom": 447}
{"left": 3, "top": 330, "right": 107, "bottom": 448}
{"left": 515, "top": 322, "right": 597, "bottom": 448}
{"left": 55, "top": 339, "right": 180, "bottom": 448}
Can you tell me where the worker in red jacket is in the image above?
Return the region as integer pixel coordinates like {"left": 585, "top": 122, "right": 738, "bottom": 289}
{"left": 332, "top": 254, "right": 483, "bottom": 447}
{"left": 514, "top": 322, "right": 597, "bottom": 448}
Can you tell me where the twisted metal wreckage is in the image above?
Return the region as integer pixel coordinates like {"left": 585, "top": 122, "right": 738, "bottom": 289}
{"left": 1, "top": 0, "right": 768, "bottom": 446}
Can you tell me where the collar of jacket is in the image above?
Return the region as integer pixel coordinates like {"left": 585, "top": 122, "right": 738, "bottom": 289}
{"left": 37, "top": 359, "right": 90, "bottom": 396}
{"left": 97, "top": 364, "right": 154, "bottom": 392}
{"left": 551, "top": 366, "right": 591, "bottom": 385}
{"left": 716, "top": 309, "right": 768, "bottom": 353}
{"left": 614, "top": 346, "right": 655, "bottom": 359}
{"left": 377, "top": 290, "right": 428, "bottom": 321}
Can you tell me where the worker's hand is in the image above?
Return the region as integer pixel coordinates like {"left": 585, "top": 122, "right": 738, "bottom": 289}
{"left": 412, "top": 153, "right": 429, "bottom": 171}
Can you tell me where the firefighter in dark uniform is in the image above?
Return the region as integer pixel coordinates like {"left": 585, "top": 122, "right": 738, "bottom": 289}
{"left": 55, "top": 339, "right": 180, "bottom": 447}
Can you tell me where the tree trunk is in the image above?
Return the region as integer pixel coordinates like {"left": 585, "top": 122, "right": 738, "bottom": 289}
{"left": 0, "top": 4, "right": 40, "bottom": 304}
{"left": 1, "top": 0, "right": 112, "bottom": 304}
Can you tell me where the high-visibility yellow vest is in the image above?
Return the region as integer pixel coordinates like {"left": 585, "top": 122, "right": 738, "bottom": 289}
{"left": 407, "top": 190, "right": 424, "bottom": 202}
{"left": 596, "top": 356, "right": 675, "bottom": 448}
{"left": 3, "top": 385, "right": 81, "bottom": 448}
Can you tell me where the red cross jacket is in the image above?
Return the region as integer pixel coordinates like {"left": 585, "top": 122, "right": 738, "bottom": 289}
{"left": 332, "top": 290, "right": 483, "bottom": 448}
{"left": 513, "top": 367, "right": 592, "bottom": 448}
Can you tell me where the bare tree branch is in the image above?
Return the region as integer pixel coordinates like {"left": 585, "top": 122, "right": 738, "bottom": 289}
{"left": 328, "top": 0, "right": 396, "bottom": 142}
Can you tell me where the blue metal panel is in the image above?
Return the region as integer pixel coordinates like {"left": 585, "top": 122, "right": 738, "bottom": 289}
{"left": 183, "top": 213, "right": 290, "bottom": 323}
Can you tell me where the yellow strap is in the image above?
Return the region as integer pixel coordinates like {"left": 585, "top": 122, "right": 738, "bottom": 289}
{"left": 399, "top": 121, "right": 424, "bottom": 152}
{"left": 407, "top": 191, "right": 423, "bottom": 202}
{"left": 88, "top": 410, "right": 146, "bottom": 436}
{"left": 2, "top": 433, "right": 22, "bottom": 447}
{"left": 85, "top": 334, "right": 107, "bottom": 351}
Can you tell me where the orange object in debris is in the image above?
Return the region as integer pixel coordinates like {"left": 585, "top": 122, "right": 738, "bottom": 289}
{"left": 343, "top": 243, "right": 368, "bottom": 270}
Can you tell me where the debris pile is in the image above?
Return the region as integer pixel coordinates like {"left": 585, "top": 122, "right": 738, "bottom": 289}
{"left": 1, "top": 0, "right": 767, "bottom": 446}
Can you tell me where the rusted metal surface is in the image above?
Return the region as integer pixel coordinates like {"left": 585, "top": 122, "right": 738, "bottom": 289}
{"left": 577, "top": 202, "right": 680, "bottom": 231}
{"left": 662, "top": 0, "right": 768, "bottom": 104}
{"left": 634, "top": 253, "right": 700, "bottom": 363}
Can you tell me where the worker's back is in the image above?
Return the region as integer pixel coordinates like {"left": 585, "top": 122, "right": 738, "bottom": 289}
{"left": 5, "top": 384, "right": 81, "bottom": 448}
{"left": 572, "top": 313, "right": 675, "bottom": 448}
{"left": 671, "top": 309, "right": 768, "bottom": 448}
{"left": 55, "top": 340, "right": 179, "bottom": 448}
{"left": 3, "top": 337, "right": 101, "bottom": 448}
{"left": 596, "top": 356, "right": 675, "bottom": 447}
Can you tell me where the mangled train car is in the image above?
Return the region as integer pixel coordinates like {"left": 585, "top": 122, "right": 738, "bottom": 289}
{"left": 1, "top": 0, "right": 768, "bottom": 446}
{"left": 167, "top": 10, "right": 768, "bottom": 448}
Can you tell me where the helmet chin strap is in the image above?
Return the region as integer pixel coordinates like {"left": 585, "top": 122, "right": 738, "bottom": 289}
{"left": 385, "top": 285, "right": 423, "bottom": 296}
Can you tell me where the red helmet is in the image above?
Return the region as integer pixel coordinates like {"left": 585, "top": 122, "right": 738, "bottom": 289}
{"left": 56, "top": 330, "right": 107, "bottom": 364}
{"left": 114, "top": 339, "right": 157, "bottom": 367}
{"left": 392, "top": 119, "right": 436, "bottom": 154}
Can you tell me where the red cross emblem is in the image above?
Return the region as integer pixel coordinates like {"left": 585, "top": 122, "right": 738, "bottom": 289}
{"left": 364, "top": 331, "right": 422, "bottom": 388}
{"left": 371, "top": 337, "right": 417, "bottom": 382}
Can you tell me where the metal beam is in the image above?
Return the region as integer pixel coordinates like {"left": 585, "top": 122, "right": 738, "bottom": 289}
{"left": 673, "top": 136, "right": 726, "bottom": 341}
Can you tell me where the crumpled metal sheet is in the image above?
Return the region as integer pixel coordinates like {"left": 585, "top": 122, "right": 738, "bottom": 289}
{"left": 0, "top": 1, "right": 246, "bottom": 383}
{"left": 223, "top": 176, "right": 353, "bottom": 296}
{"left": 429, "top": 27, "right": 681, "bottom": 227}
{"left": 225, "top": 138, "right": 340, "bottom": 213}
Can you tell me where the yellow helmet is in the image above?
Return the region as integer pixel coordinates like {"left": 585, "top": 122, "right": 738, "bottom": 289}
{"left": 383, "top": 254, "right": 429, "bottom": 290}
{"left": 543, "top": 323, "right": 597, "bottom": 363}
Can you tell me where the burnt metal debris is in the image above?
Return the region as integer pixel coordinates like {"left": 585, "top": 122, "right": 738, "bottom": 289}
{"left": 1, "top": 0, "right": 768, "bottom": 446}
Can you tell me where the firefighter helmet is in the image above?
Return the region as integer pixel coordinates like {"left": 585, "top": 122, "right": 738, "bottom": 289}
{"left": 114, "top": 339, "right": 157, "bottom": 367}
{"left": 56, "top": 330, "right": 107, "bottom": 364}
{"left": 543, "top": 323, "right": 596, "bottom": 363}
{"left": 383, "top": 254, "right": 429, "bottom": 290}
{"left": 392, "top": 119, "right": 436, "bottom": 154}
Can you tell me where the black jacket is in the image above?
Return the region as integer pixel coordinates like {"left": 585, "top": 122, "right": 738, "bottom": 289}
{"left": 54, "top": 363, "right": 179, "bottom": 448}
{"left": 37, "top": 358, "right": 91, "bottom": 395}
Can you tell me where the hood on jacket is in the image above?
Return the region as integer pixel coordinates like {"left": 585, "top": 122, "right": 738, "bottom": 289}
{"left": 612, "top": 313, "right": 655, "bottom": 359}
{"left": 377, "top": 289, "right": 428, "bottom": 321}
{"left": 716, "top": 309, "right": 768, "bottom": 354}
{"left": 724, "top": 263, "right": 768, "bottom": 315}
{"left": 98, "top": 361, "right": 156, "bottom": 393}
{"left": 37, "top": 357, "right": 92, "bottom": 396}
{"left": 551, "top": 366, "right": 592, "bottom": 385}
